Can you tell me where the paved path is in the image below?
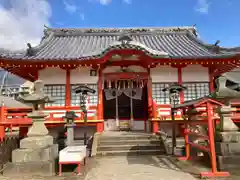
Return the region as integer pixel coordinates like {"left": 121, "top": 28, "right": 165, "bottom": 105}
{"left": 1, "top": 155, "right": 238, "bottom": 179}
{"left": 84, "top": 155, "right": 197, "bottom": 180}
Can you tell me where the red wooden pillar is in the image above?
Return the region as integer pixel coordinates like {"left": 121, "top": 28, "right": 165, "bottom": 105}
{"left": 65, "top": 69, "right": 71, "bottom": 108}
{"left": 0, "top": 103, "right": 6, "bottom": 141}
{"left": 97, "top": 70, "right": 104, "bottom": 132}
{"left": 208, "top": 67, "right": 214, "bottom": 93}
{"left": 147, "top": 69, "right": 158, "bottom": 133}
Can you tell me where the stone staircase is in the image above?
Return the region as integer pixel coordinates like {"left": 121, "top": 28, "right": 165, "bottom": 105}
{"left": 96, "top": 132, "right": 165, "bottom": 156}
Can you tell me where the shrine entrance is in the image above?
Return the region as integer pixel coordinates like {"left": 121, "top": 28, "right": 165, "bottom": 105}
{"left": 102, "top": 72, "right": 148, "bottom": 131}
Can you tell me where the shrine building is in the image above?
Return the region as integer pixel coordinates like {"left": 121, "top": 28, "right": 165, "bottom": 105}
{"left": 0, "top": 26, "right": 240, "bottom": 134}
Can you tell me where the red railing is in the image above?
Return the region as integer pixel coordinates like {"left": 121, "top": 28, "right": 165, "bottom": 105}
{"left": 174, "top": 98, "right": 230, "bottom": 178}
{"left": 0, "top": 104, "right": 102, "bottom": 140}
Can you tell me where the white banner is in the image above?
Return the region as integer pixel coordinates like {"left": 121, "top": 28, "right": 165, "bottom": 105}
{"left": 104, "top": 88, "right": 142, "bottom": 100}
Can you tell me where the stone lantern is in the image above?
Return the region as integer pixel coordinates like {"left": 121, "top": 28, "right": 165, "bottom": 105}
{"left": 210, "top": 76, "right": 240, "bottom": 170}
{"left": 162, "top": 83, "right": 186, "bottom": 155}
{"left": 211, "top": 76, "right": 240, "bottom": 132}
{"left": 6, "top": 80, "right": 58, "bottom": 176}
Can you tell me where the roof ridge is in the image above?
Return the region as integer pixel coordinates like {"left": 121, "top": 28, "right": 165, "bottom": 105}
{"left": 44, "top": 26, "right": 196, "bottom": 36}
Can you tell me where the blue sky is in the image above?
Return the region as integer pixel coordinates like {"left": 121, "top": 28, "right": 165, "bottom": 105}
{"left": 50, "top": 0, "right": 240, "bottom": 47}
{"left": 0, "top": 0, "right": 240, "bottom": 50}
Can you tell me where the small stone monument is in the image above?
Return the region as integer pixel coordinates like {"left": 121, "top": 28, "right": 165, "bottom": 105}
{"left": 4, "top": 80, "right": 58, "bottom": 176}
{"left": 212, "top": 76, "right": 240, "bottom": 170}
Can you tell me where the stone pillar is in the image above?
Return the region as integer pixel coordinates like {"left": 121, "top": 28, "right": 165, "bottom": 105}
{"left": 66, "top": 123, "right": 76, "bottom": 146}
{"left": 216, "top": 105, "right": 240, "bottom": 171}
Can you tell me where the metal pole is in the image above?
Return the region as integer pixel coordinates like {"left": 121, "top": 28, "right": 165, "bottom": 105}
{"left": 116, "top": 90, "right": 119, "bottom": 128}
{"left": 171, "top": 93, "right": 177, "bottom": 155}
{"left": 130, "top": 94, "right": 133, "bottom": 130}
{"left": 171, "top": 109, "right": 176, "bottom": 155}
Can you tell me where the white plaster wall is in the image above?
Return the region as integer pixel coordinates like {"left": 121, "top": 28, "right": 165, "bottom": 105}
{"left": 38, "top": 67, "right": 66, "bottom": 84}
{"left": 150, "top": 66, "right": 178, "bottom": 82}
{"left": 103, "top": 65, "right": 147, "bottom": 73}
{"left": 70, "top": 67, "right": 98, "bottom": 84}
{"left": 182, "top": 65, "right": 209, "bottom": 82}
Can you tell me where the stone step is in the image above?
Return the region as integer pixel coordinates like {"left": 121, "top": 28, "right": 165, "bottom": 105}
{"left": 99, "top": 139, "right": 161, "bottom": 146}
{"left": 97, "top": 149, "right": 165, "bottom": 156}
{"left": 99, "top": 134, "right": 160, "bottom": 141}
{"left": 98, "top": 144, "right": 162, "bottom": 151}
{"left": 166, "top": 138, "right": 186, "bottom": 147}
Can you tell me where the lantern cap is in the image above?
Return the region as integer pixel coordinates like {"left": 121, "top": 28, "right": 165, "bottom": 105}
{"left": 73, "top": 85, "right": 96, "bottom": 94}
{"left": 162, "top": 83, "right": 187, "bottom": 93}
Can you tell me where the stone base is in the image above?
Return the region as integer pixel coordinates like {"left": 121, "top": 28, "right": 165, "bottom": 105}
{"left": 20, "top": 135, "right": 54, "bottom": 149}
{"left": 215, "top": 131, "right": 240, "bottom": 171}
{"left": 215, "top": 132, "right": 240, "bottom": 142}
{"left": 3, "top": 160, "right": 56, "bottom": 177}
{"left": 216, "top": 142, "right": 240, "bottom": 156}
{"left": 12, "top": 144, "right": 58, "bottom": 163}
{"left": 217, "top": 155, "right": 240, "bottom": 170}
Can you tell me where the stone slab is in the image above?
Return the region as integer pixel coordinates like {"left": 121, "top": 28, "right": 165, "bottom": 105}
{"left": 20, "top": 135, "right": 53, "bottom": 149}
{"left": 59, "top": 145, "right": 86, "bottom": 163}
{"left": 216, "top": 131, "right": 240, "bottom": 142}
{"left": 3, "top": 160, "right": 56, "bottom": 177}
{"left": 216, "top": 142, "right": 240, "bottom": 156}
{"left": 12, "top": 144, "right": 58, "bottom": 163}
{"left": 217, "top": 155, "right": 240, "bottom": 170}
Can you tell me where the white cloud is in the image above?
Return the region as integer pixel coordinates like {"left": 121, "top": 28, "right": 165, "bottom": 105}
{"left": 195, "top": 0, "right": 210, "bottom": 14}
{"left": 80, "top": 13, "right": 85, "bottom": 21}
{"left": 94, "top": 0, "right": 132, "bottom": 5}
{"left": 63, "top": 0, "right": 77, "bottom": 14}
{"left": 123, "top": 0, "right": 132, "bottom": 4}
{"left": 98, "top": 0, "right": 112, "bottom": 5}
{"left": 0, "top": 0, "right": 51, "bottom": 51}
{"left": 63, "top": 0, "right": 85, "bottom": 21}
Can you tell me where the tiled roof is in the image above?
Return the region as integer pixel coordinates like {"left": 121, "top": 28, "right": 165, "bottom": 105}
{"left": 0, "top": 69, "right": 25, "bottom": 85}
{"left": 0, "top": 95, "right": 30, "bottom": 108}
{"left": 0, "top": 27, "right": 238, "bottom": 61}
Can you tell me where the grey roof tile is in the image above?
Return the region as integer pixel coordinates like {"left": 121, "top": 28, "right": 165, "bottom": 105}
{"left": 0, "top": 95, "right": 30, "bottom": 108}
{"left": 0, "top": 27, "right": 239, "bottom": 61}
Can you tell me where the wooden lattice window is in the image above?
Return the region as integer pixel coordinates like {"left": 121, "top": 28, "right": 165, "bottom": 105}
{"left": 183, "top": 82, "right": 210, "bottom": 101}
{"left": 152, "top": 83, "right": 171, "bottom": 104}
{"left": 70, "top": 84, "right": 98, "bottom": 106}
{"left": 44, "top": 85, "right": 66, "bottom": 107}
